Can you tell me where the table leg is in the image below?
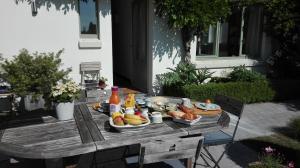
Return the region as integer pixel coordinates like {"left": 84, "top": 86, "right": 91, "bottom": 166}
{"left": 185, "top": 158, "right": 193, "bottom": 168}
{"left": 76, "top": 153, "right": 94, "bottom": 168}
{"left": 45, "top": 158, "right": 63, "bottom": 168}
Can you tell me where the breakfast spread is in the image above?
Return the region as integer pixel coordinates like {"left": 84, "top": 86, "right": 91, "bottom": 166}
{"left": 93, "top": 88, "right": 222, "bottom": 129}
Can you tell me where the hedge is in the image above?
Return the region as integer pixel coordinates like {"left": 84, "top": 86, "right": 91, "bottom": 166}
{"left": 163, "top": 81, "right": 275, "bottom": 103}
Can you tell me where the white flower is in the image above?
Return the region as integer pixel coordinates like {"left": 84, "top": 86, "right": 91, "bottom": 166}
{"left": 265, "top": 146, "right": 274, "bottom": 153}
{"left": 51, "top": 80, "right": 80, "bottom": 101}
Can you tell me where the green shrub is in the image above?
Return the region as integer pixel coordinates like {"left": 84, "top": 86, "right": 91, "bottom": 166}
{"left": 182, "top": 81, "right": 275, "bottom": 103}
{"left": 229, "top": 65, "right": 266, "bottom": 82}
{"left": 210, "top": 77, "right": 231, "bottom": 83}
{"left": 1, "top": 49, "right": 71, "bottom": 106}
{"left": 158, "top": 62, "right": 214, "bottom": 87}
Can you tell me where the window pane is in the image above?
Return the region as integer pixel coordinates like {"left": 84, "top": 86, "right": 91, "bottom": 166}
{"left": 242, "top": 6, "right": 263, "bottom": 58}
{"left": 79, "top": 0, "right": 98, "bottom": 35}
{"left": 219, "top": 9, "right": 242, "bottom": 57}
{"left": 196, "top": 26, "right": 217, "bottom": 56}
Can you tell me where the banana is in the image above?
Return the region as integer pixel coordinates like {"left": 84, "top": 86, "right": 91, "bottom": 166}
{"left": 112, "top": 112, "right": 122, "bottom": 120}
{"left": 124, "top": 118, "right": 143, "bottom": 125}
{"left": 124, "top": 114, "right": 142, "bottom": 120}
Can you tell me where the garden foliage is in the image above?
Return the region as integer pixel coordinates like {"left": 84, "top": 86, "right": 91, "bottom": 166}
{"left": 158, "top": 62, "right": 213, "bottom": 86}
{"left": 0, "top": 49, "right": 71, "bottom": 104}
{"left": 228, "top": 66, "right": 266, "bottom": 82}
{"left": 183, "top": 81, "right": 274, "bottom": 103}
{"left": 159, "top": 64, "right": 275, "bottom": 103}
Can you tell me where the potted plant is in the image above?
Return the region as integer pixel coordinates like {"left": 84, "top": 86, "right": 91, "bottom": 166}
{"left": 0, "top": 49, "right": 71, "bottom": 111}
{"left": 51, "top": 80, "right": 80, "bottom": 120}
{"left": 98, "top": 76, "right": 108, "bottom": 90}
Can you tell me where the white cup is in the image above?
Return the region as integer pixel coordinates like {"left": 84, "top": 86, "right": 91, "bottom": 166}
{"left": 151, "top": 112, "right": 163, "bottom": 123}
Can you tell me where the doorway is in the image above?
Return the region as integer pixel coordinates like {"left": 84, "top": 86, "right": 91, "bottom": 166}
{"left": 111, "top": 0, "right": 150, "bottom": 93}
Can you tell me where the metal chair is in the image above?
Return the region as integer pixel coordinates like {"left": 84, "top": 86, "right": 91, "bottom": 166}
{"left": 140, "top": 135, "right": 204, "bottom": 168}
{"left": 80, "top": 62, "right": 101, "bottom": 90}
{"left": 194, "top": 95, "right": 244, "bottom": 168}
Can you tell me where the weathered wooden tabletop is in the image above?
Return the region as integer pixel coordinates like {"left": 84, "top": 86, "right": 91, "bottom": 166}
{"left": 0, "top": 89, "right": 230, "bottom": 162}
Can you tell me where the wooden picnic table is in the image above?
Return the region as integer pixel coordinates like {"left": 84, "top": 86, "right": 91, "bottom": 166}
{"left": 0, "top": 89, "right": 230, "bottom": 168}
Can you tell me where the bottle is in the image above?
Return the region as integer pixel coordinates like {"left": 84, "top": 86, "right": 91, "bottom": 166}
{"left": 109, "top": 86, "right": 121, "bottom": 116}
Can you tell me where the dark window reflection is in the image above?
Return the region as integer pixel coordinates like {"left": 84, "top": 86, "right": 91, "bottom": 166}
{"left": 196, "top": 26, "right": 216, "bottom": 56}
{"left": 79, "top": 0, "right": 98, "bottom": 35}
{"left": 219, "top": 8, "right": 242, "bottom": 57}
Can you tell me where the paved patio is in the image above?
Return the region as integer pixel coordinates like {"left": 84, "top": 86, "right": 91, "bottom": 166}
{"left": 175, "top": 99, "right": 300, "bottom": 168}
{"left": 1, "top": 99, "right": 300, "bottom": 168}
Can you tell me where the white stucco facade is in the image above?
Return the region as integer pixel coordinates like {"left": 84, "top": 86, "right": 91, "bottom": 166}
{"left": 0, "top": 0, "right": 271, "bottom": 93}
{"left": 149, "top": 1, "right": 183, "bottom": 91}
{"left": 0, "top": 0, "right": 113, "bottom": 86}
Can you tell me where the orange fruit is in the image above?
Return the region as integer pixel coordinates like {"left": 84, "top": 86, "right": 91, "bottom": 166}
{"left": 205, "top": 99, "right": 211, "bottom": 104}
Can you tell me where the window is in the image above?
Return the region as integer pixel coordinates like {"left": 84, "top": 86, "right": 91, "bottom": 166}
{"left": 196, "top": 6, "right": 263, "bottom": 58}
{"left": 79, "top": 0, "right": 99, "bottom": 39}
{"left": 196, "top": 25, "right": 217, "bottom": 56}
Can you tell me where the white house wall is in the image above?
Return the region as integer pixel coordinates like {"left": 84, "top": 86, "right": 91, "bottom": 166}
{"left": 0, "top": 0, "right": 113, "bottom": 86}
{"left": 150, "top": 1, "right": 183, "bottom": 93}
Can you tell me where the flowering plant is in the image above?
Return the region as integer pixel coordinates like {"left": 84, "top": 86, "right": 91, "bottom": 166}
{"left": 51, "top": 81, "right": 81, "bottom": 103}
{"left": 250, "top": 146, "right": 295, "bottom": 168}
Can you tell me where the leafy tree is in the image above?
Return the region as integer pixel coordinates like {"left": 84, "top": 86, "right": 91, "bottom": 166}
{"left": 231, "top": 0, "right": 299, "bottom": 78}
{"left": 155, "top": 0, "right": 231, "bottom": 62}
{"left": 155, "top": 0, "right": 300, "bottom": 78}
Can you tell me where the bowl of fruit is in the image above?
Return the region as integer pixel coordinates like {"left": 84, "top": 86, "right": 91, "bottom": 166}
{"left": 110, "top": 112, "right": 150, "bottom": 132}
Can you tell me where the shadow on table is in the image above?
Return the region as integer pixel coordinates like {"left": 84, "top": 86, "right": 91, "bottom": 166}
{"left": 0, "top": 109, "right": 55, "bottom": 129}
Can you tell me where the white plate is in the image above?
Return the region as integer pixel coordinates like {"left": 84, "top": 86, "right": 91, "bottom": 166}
{"left": 172, "top": 116, "right": 202, "bottom": 125}
{"left": 109, "top": 117, "right": 151, "bottom": 132}
{"left": 195, "top": 102, "right": 221, "bottom": 110}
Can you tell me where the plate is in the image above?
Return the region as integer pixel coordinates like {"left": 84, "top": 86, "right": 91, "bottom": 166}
{"left": 172, "top": 115, "right": 202, "bottom": 125}
{"left": 145, "top": 96, "right": 182, "bottom": 112}
{"left": 195, "top": 102, "right": 221, "bottom": 111}
{"left": 109, "top": 117, "right": 151, "bottom": 132}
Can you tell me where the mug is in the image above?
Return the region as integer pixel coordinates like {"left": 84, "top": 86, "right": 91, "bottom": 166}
{"left": 151, "top": 112, "right": 163, "bottom": 123}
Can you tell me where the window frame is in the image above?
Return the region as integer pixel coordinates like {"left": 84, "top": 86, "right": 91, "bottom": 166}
{"left": 196, "top": 7, "right": 247, "bottom": 58}
{"left": 78, "top": 0, "right": 100, "bottom": 39}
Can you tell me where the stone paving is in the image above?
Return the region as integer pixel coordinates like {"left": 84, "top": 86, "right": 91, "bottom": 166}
{"left": 1, "top": 99, "right": 300, "bottom": 168}
{"left": 155, "top": 99, "right": 300, "bottom": 168}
